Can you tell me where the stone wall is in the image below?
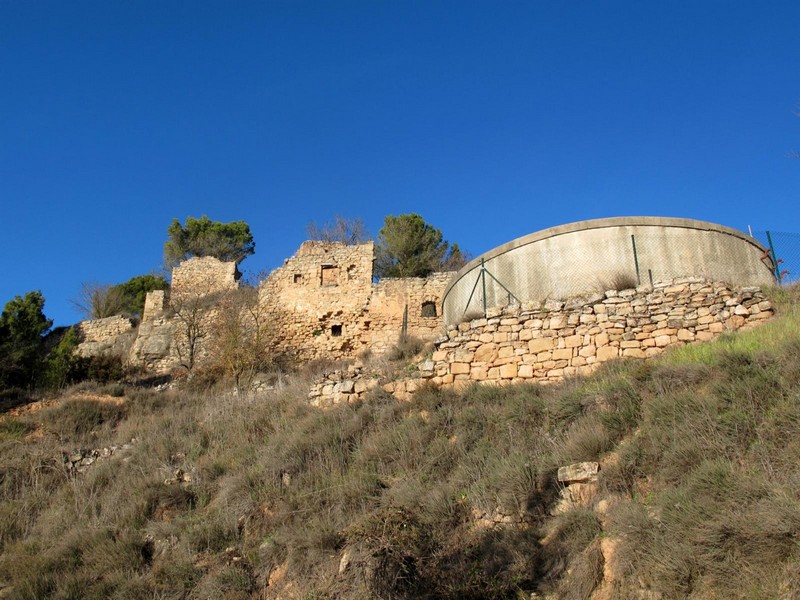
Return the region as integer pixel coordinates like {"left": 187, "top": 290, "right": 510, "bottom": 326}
{"left": 76, "top": 316, "right": 137, "bottom": 358}
{"left": 171, "top": 256, "right": 240, "bottom": 297}
{"left": 124, "top": 241, "right": 453, "bottom": 372}
{"left": 362, "top": 274, "right": 452, "bottom": 353}
{"left": 431, "top": 279, "right": 772, "bottom": 386}
{"left": 258, "top": 241, "right": 377, "bottom": 361}
{"left": 308, "top": 279, "right": 774, "bottom": 406}
{"left": 128, "top": 315, "right": 178, "bottom": 373}
{"left": 142, "top": 290, "right": 167, "bottom": 322}
{"left": 127, "top": 257, "right": 242, "bottom": 372}
{"left": 257, "top": 241, "right": 452, "bottom": 362}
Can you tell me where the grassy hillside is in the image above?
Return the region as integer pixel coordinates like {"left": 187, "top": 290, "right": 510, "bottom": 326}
{"left": 1, "top": 288, "right": 799, "bottom": 599}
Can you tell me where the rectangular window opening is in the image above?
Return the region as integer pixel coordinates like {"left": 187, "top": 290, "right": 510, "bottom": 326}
{"left": 321, "top": 265, "right": 340, "bottom": 286}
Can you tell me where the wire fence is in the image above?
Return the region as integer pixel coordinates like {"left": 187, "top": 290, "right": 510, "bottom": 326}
{"left": 450, "top": 228, "right": 798, "bottom": 320}
{"left": 752, "top": 230, "right": 800, "bottom": 285}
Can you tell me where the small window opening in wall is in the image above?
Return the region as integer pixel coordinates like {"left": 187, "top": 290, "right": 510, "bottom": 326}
{"left": 421, "top": 301, "right": 437, "bottom": 318}
{"left": 331, "top": 324, "right": 343, "bottom": 337}
{"left": 346, "top": 264, "right": 357, "bottom": 280}
{"left": 293, "top": 273, "right": 302, "bottom": 284}
{"left": 321, "top": 264, "right": 339, "bottom": 286}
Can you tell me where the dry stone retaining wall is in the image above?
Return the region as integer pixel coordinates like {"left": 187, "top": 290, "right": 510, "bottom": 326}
{"left": 431, "top": 278, "right": 771, "bottom": 386}
{"left": 308, "top": 279, "right": 773, "bottom": 406}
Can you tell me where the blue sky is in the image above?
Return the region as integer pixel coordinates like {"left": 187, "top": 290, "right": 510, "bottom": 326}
{"left": 2, "top": 1, "right": 799, "bottom": 326}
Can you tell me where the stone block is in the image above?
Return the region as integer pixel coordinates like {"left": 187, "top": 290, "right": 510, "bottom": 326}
{"left": 654, "top": 335, "right": 672, "bottom": 347}
{"left": 564, "top": 334, "right": 583, "bottom": 348}
{"left": 652, "top": 328, "right": 677, "bottom": 336}
{"left": 726, "top": 315, "right": 746, "bottom": 330}
{"left": 529, "top": 338, "right": 553, "bottom": 353}
{"left": 473, "top": 343, "right": 497, "bottom": 363}
{"left": 552, "top": 348, "right": 573, "bottom": 361}
{"left": 623, "top": 348, "right": 646, "bottom": 358}
{"left": 499, "top": 363, "right": 518, "bottom": 379}
{"left": 450, "top": 362, "right": 471, "bottom": 375}
{"left": 497, "top": 346, "right": 515, "bottom": 359}
{"left": 596, "top": 346, "right": 619, "bottom": 361}
{"left": 518, "top": 364, "right": 534, "bottom": 378}
{"left": 454, "top": 350, "right": 475, "bottom": 363}
{"left": 471, "top": 366, "right": 488, "bottom": 380}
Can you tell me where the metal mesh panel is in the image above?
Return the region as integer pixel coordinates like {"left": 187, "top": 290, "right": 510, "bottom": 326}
{"left": 753, "top": 231, "right": 800, "bottom": 285}
{"left": 447, "top": 226, "right": 785, "bottom": 323}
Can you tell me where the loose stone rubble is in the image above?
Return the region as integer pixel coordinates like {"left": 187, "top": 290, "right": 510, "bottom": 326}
{"left": 62, "top": 438, "right": 137, "bottom": 475}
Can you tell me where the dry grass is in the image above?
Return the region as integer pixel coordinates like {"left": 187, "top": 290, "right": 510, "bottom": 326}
{"left": 0, "top": 287, "right": 799, "bottom": 598}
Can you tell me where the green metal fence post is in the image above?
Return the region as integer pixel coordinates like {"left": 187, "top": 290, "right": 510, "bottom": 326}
{"left": 631, "top": 234, "right": 641, "bottom": 285}
{"left": 766, "top": 230, "right": 782, "bottom": 284}
{"left": 481, "top": 258, "right": 487, "bottom": 314}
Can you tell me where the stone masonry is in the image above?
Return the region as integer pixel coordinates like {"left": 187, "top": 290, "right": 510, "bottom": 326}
{"left": 256, "top": 241, "right": 452, "bottom": 362}
{"left": 308, "top": 278, "right": 774, "bottom": 406}
{"left": 76, "top": 315, "right": 137, "bottom": 358}
{"left": 129, "top": 256, "right": 241, "bottom": 372}
{"left": 430, "top": 278, "right": 772, "bottom": 386}
{"left": 119, "top": 242, "right": 453, "bottom": 373}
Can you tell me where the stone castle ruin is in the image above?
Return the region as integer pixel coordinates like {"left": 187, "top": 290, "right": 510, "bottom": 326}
{"left": 77, "top": 240, "right": 452, "bottom": 374}
{"left": 75, "top": 217, "right": 780, "bottom": 385}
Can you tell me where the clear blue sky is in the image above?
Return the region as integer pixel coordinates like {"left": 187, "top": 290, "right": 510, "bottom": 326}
{"left": 2, "top": 1, "right": 799, "bottom": 326}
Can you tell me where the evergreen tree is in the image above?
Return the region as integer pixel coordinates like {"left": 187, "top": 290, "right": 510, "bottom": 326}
{"left": 374, "top": 213, "right": 467, "bottom": 278}
{"left": 0, "top": 291, "right": 52, "bottom": 389}
{"left": 164, "top": 215, "right": 255, "bottom": 266}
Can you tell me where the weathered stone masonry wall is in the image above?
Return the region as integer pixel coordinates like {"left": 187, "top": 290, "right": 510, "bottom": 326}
{"left": 258, "top": 241, "right": 452, "bottom": 362}
{"left": 258, "top": 241, "right": 376, "bottom": 361}
{"left": 309, "top": 279, "right": 774, "bottom": 406}
{"left": 431, "top": 279, "right": 772, "bottom": 386}
{"left": 362, "top": 273, "right": 451, "bottom": 353}
{"left": 76, "top": 315, "right": 137, "bottom": 358}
